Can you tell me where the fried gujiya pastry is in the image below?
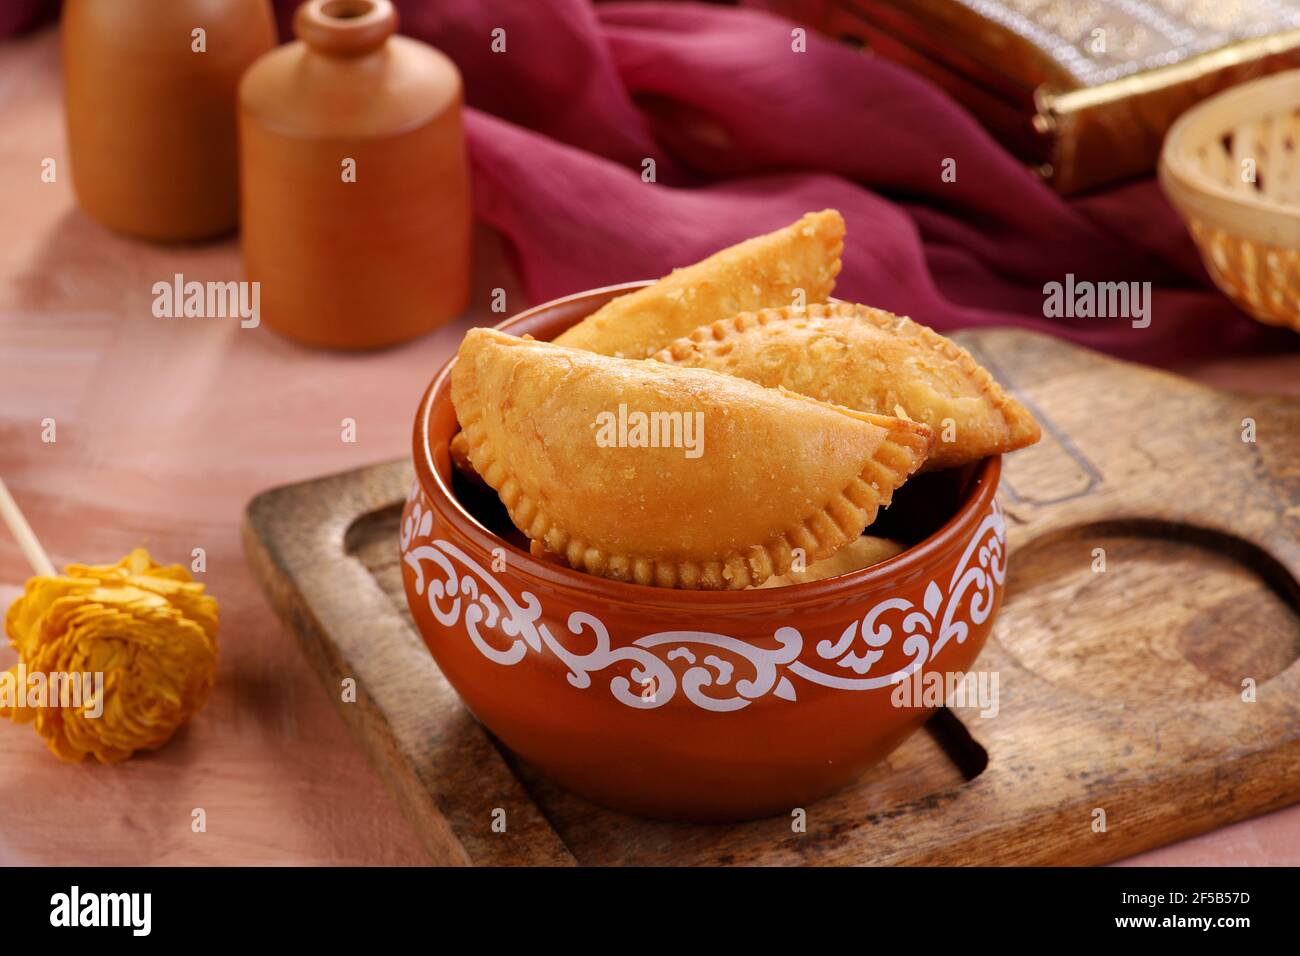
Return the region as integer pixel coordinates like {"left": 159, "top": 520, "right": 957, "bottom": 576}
{"left": 756, "top": 536, "right": 905, "bottom": 588}
{"left": 654, "top": 302, "right": 1041, "bottom": 471}
{"left": 449, "top": 209, "right": 845, "bottom": 478}
{"left": 552, "top": 209, "right": 844, "bottom": 358}
{"left": 451, "top": 328, "right": 933, "bottom": 590}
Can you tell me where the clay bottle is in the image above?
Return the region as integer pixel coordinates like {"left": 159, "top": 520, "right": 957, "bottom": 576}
{"left": 62, "top": 0, "right": 276, "bottom": 241}
{"left": 238, "top": 0, "right": 472, "bottom": 350}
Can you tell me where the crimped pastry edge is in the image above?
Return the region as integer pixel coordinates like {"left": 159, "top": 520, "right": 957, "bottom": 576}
{"left": 454, "top": 371, "right": 933, "bottom": 591}
{"left": 652, "top": 301, "right": 1041, "bottom": 458}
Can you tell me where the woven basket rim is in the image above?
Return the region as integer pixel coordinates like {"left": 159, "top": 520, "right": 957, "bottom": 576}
{"left": 1159, "top": 68, "right": 1300, "bottom": 247}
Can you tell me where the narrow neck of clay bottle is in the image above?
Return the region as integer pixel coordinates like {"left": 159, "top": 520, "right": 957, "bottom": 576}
{"left": 294, "top": 0, "right": 398, "bottom": 58}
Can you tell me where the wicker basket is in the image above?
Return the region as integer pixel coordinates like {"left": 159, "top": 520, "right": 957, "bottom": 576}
{"left": 1159, "top": 70, "right": 1300, "bottom": 332}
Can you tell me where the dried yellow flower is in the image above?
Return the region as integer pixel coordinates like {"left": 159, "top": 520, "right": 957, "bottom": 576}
{"left": 1, "top": 548, "right": 218, "bottom": 763}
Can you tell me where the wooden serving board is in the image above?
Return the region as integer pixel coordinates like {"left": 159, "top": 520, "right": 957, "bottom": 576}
{"left": 242, "top": 329, "right": 1300, "bottom": 866}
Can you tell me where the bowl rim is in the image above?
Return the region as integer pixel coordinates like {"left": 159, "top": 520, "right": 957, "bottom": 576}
{"left": 412, "top": 281, "right": 1003, "bottom": 610}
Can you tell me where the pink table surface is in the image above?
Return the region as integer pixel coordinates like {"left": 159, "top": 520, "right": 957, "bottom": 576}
{"left": 1, "top": 28, "right": 1298, "bottom": 866}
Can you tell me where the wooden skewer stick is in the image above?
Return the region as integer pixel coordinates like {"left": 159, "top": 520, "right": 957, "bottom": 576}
{"left": 0, "top": 476, "right": 57, "bottom": 578}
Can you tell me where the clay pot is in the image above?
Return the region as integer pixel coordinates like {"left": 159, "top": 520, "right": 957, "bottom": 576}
{"left": 62, "top": 0, "right": 276, "bottom": 241}
{"left": 400, "top": 283, "right": 1008, "bottom": 822}
{"left": 238, "top": 0, "right": 472, "bottom": 349}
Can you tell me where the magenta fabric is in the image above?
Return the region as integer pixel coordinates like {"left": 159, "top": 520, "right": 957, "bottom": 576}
{"left": 0, "top": 0, "right": 54, "bottom": 37}
{"left": 10, "top": 0, "right": 1294, "bottom": 362}
{"left": 276, "top": 0, "right": 1300, "bottom": 363}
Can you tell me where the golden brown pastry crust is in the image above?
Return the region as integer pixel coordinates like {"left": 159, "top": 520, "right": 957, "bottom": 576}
{"left": 450, "top": 210, "right": 844, "bottom": 483}
{"left": 448, "top": 430, "right": 478, "bottom": 482}
{"left": 653, "top": 302, "right": 1040, "bottom": 470}
{"left": 551, "top": 210, "right": 844, "bottom": 359}
{"left": 452, "top": 328, "right": 932, "bottom": 590}
{"left": 756, "top": 536, "right": 905, "bottom": 588}
{"left": 449, "top": 429, "right": 471, "bottom": 467}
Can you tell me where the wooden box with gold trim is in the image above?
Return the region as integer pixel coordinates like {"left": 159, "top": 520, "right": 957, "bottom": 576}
{"left": 751, "top": 0, "right": 1300, "bottom": 193}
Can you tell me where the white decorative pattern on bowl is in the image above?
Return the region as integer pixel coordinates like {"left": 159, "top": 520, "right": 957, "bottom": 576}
{"left": 400, "top": 482, "right": 1005, "bottom": 714}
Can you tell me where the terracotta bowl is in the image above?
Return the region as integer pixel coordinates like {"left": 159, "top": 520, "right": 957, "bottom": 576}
{"left": 400, "top": 283, "right": 1006, "bottom": 822}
